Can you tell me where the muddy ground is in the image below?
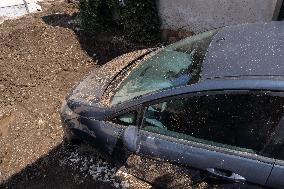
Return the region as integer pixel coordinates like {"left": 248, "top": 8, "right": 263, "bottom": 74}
{"left": 0, "top": 1, "right": 153, "bottom": 188}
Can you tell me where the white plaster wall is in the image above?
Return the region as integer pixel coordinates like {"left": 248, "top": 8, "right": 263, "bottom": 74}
{"left": 158, "top": 0, "right": 279, "bottom": 33}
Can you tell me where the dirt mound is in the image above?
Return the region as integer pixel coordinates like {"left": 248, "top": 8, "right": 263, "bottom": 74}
{"left": 0, "top": 0, "right": 94, "bottom": 183}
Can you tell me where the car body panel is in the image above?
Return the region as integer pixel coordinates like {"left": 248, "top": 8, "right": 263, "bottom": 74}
{"left": 138, "top": 130, "right": 274, "bottom": 186}
{"left": 78, "top": 117, "right": 124, "bottom": 154}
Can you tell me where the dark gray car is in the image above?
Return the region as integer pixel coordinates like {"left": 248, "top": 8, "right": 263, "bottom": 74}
{"left": 61, "top": 22, "right": 284, "bottom": 188}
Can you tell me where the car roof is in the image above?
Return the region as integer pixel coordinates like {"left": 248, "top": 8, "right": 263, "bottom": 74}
{"left": 201, "top": 22, "right": 284, "bottom": 80}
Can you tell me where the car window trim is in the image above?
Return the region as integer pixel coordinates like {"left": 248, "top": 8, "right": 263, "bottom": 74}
{"left": 141, "top": 89, "right": 284, "bottom": 107}
{"left": 140, "top": 89, "right": 284, "bottom": 159}
{"left": 140, "top": 127, "right": 275, "bottom": 164}
{"left": 109, "top": 79, "right": 284, "bottom": 110}
{"left": 106, "top": 105, "right": 143, "bottom": 126}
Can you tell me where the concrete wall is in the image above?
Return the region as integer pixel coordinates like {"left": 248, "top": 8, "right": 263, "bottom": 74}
{"left": 158, "top": 0, "right": 281, "bottom": 34}
{"left": 0, "top": 0, "right": 42, "bottom": 22}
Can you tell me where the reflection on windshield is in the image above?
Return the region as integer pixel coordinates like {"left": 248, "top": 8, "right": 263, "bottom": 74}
{"left": 111, "top": 30, "right": 217, "bottom": 105}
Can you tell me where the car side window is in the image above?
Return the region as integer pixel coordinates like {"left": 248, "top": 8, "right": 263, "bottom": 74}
{"left": 142, "top": 93, "right": 284, "bottom": 154}
{"left": 111, "top": 111, "right": 137, "bottom": 126}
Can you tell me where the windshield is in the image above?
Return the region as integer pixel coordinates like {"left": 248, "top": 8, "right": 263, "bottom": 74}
{"left": 110, "top": 30, "right": 218, "bottom": 105}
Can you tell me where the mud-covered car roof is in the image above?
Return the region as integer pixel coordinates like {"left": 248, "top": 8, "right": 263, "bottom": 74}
{"left": 201, "top": 22, "right": 284, "bottom": 80}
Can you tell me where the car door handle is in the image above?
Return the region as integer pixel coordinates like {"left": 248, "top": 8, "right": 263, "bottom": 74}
{"left": 206, "top": 168, "right": 246, "bottom": 182}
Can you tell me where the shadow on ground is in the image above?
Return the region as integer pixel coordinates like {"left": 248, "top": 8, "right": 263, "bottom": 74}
{"left": 41, "top": 13, "right": 156, "bottom": 65}
{"left": 1, "top": 140, "right": 264, "bottom": 189}
{"left": 0, "top": 142, "right": 118, "bottom": 189}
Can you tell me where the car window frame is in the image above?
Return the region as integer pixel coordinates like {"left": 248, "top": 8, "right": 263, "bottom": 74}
{"left": 139, "top": 89, "right": 284, "bottom": 162}
{"left": 106, "top": 105, "right": 143, "bottom": 127}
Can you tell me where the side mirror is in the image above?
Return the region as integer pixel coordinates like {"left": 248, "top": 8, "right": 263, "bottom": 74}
{"left": 122, "top": 125, "right": 139, "bottom": 152}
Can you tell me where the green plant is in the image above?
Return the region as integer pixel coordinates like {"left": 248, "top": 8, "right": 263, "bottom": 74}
{"left": 79, "top": 0, "right": 100, "bottom": 30}
{"left": 79, "top": 0, "right": 161, "bottom": 43}
{"left": 119, "top": 1, "right": 161, "bottom": 42}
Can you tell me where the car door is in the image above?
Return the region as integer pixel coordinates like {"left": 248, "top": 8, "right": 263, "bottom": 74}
{"left": 136, "top": 91, "right": 284, "bottom": 187}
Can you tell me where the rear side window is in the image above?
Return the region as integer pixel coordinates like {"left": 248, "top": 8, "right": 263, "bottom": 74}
{"left": 143, "top": 93, "right": 284, "bottom": 154}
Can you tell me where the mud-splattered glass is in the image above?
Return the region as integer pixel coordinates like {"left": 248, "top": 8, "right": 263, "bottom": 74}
{"left": 143, "top": 92, "right": 284, "bottom": 154}
{"left": 111, "top": 30, "right": 218, "bottom": 105}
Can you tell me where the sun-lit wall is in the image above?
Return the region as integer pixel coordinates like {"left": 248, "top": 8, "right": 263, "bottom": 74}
{"left": 158, "top": 0, "right": 281, "bottom": 34}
